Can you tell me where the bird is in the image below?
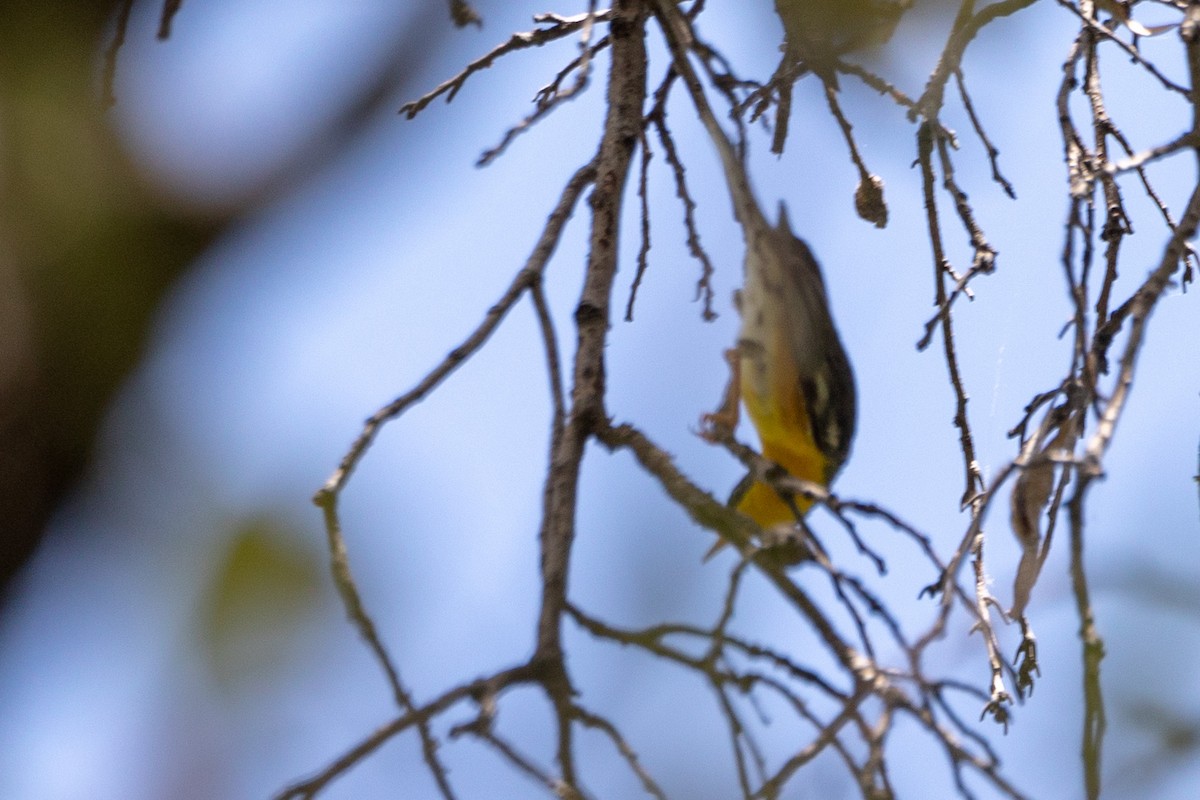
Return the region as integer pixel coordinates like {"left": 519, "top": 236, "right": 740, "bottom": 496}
{"left": 660, "top": 8, "right": 858, "bottom": 554}
{"left": 727, "top": 203, "right": 856, "bottom": 533}
{"left": 700, "top": 193, "right": 857, "bottom": 554}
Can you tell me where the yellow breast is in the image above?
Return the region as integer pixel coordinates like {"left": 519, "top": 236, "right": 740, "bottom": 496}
{"left": 736, "top": 313, "right": 829, "bottom": 528}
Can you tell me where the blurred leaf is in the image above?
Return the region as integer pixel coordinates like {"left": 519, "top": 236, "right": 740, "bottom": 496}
{"left": 197, "top": 517, "right": 323, "bottom": 688}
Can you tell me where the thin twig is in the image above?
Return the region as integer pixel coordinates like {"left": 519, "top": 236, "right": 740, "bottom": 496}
{"left": 1053, "top": 0, "right": 1190, "bottom": 95}
{"left": 645, "top": 70, "right": 719, "bottom": 319}
{"left": 954, "top": 68, "right": 1016, "bottom": 198}
{"left": 102, "top": 0, "right": 135, "bottom": 108}
{"left": 400, "top": 10, "right": 613, "bottom": 119}
{"left": 158, "top": 0, "right": 183, "bottom": 40}
{"left": 274, "top": 665, "right": 536, "bottom": 799}
{"left": 314, "top": 161, "right": 596, "bottom": 501}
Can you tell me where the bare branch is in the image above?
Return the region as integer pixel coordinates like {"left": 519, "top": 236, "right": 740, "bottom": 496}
{"left": 314, "top": 161, "right": 596, "bottom": 501}
{"left": 400, "top": 10, "right": 613, "bottom": 119}
{"left": 1053, "top": 0, "right": 1189, "bottom": 95}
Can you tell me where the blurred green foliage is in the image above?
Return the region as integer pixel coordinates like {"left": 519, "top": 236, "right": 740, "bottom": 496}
{"left": 197, "top": 517, "right": 323, "bottom": 687}
{"left": 0, "top": 0, "right": 219, "bottom": 600}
